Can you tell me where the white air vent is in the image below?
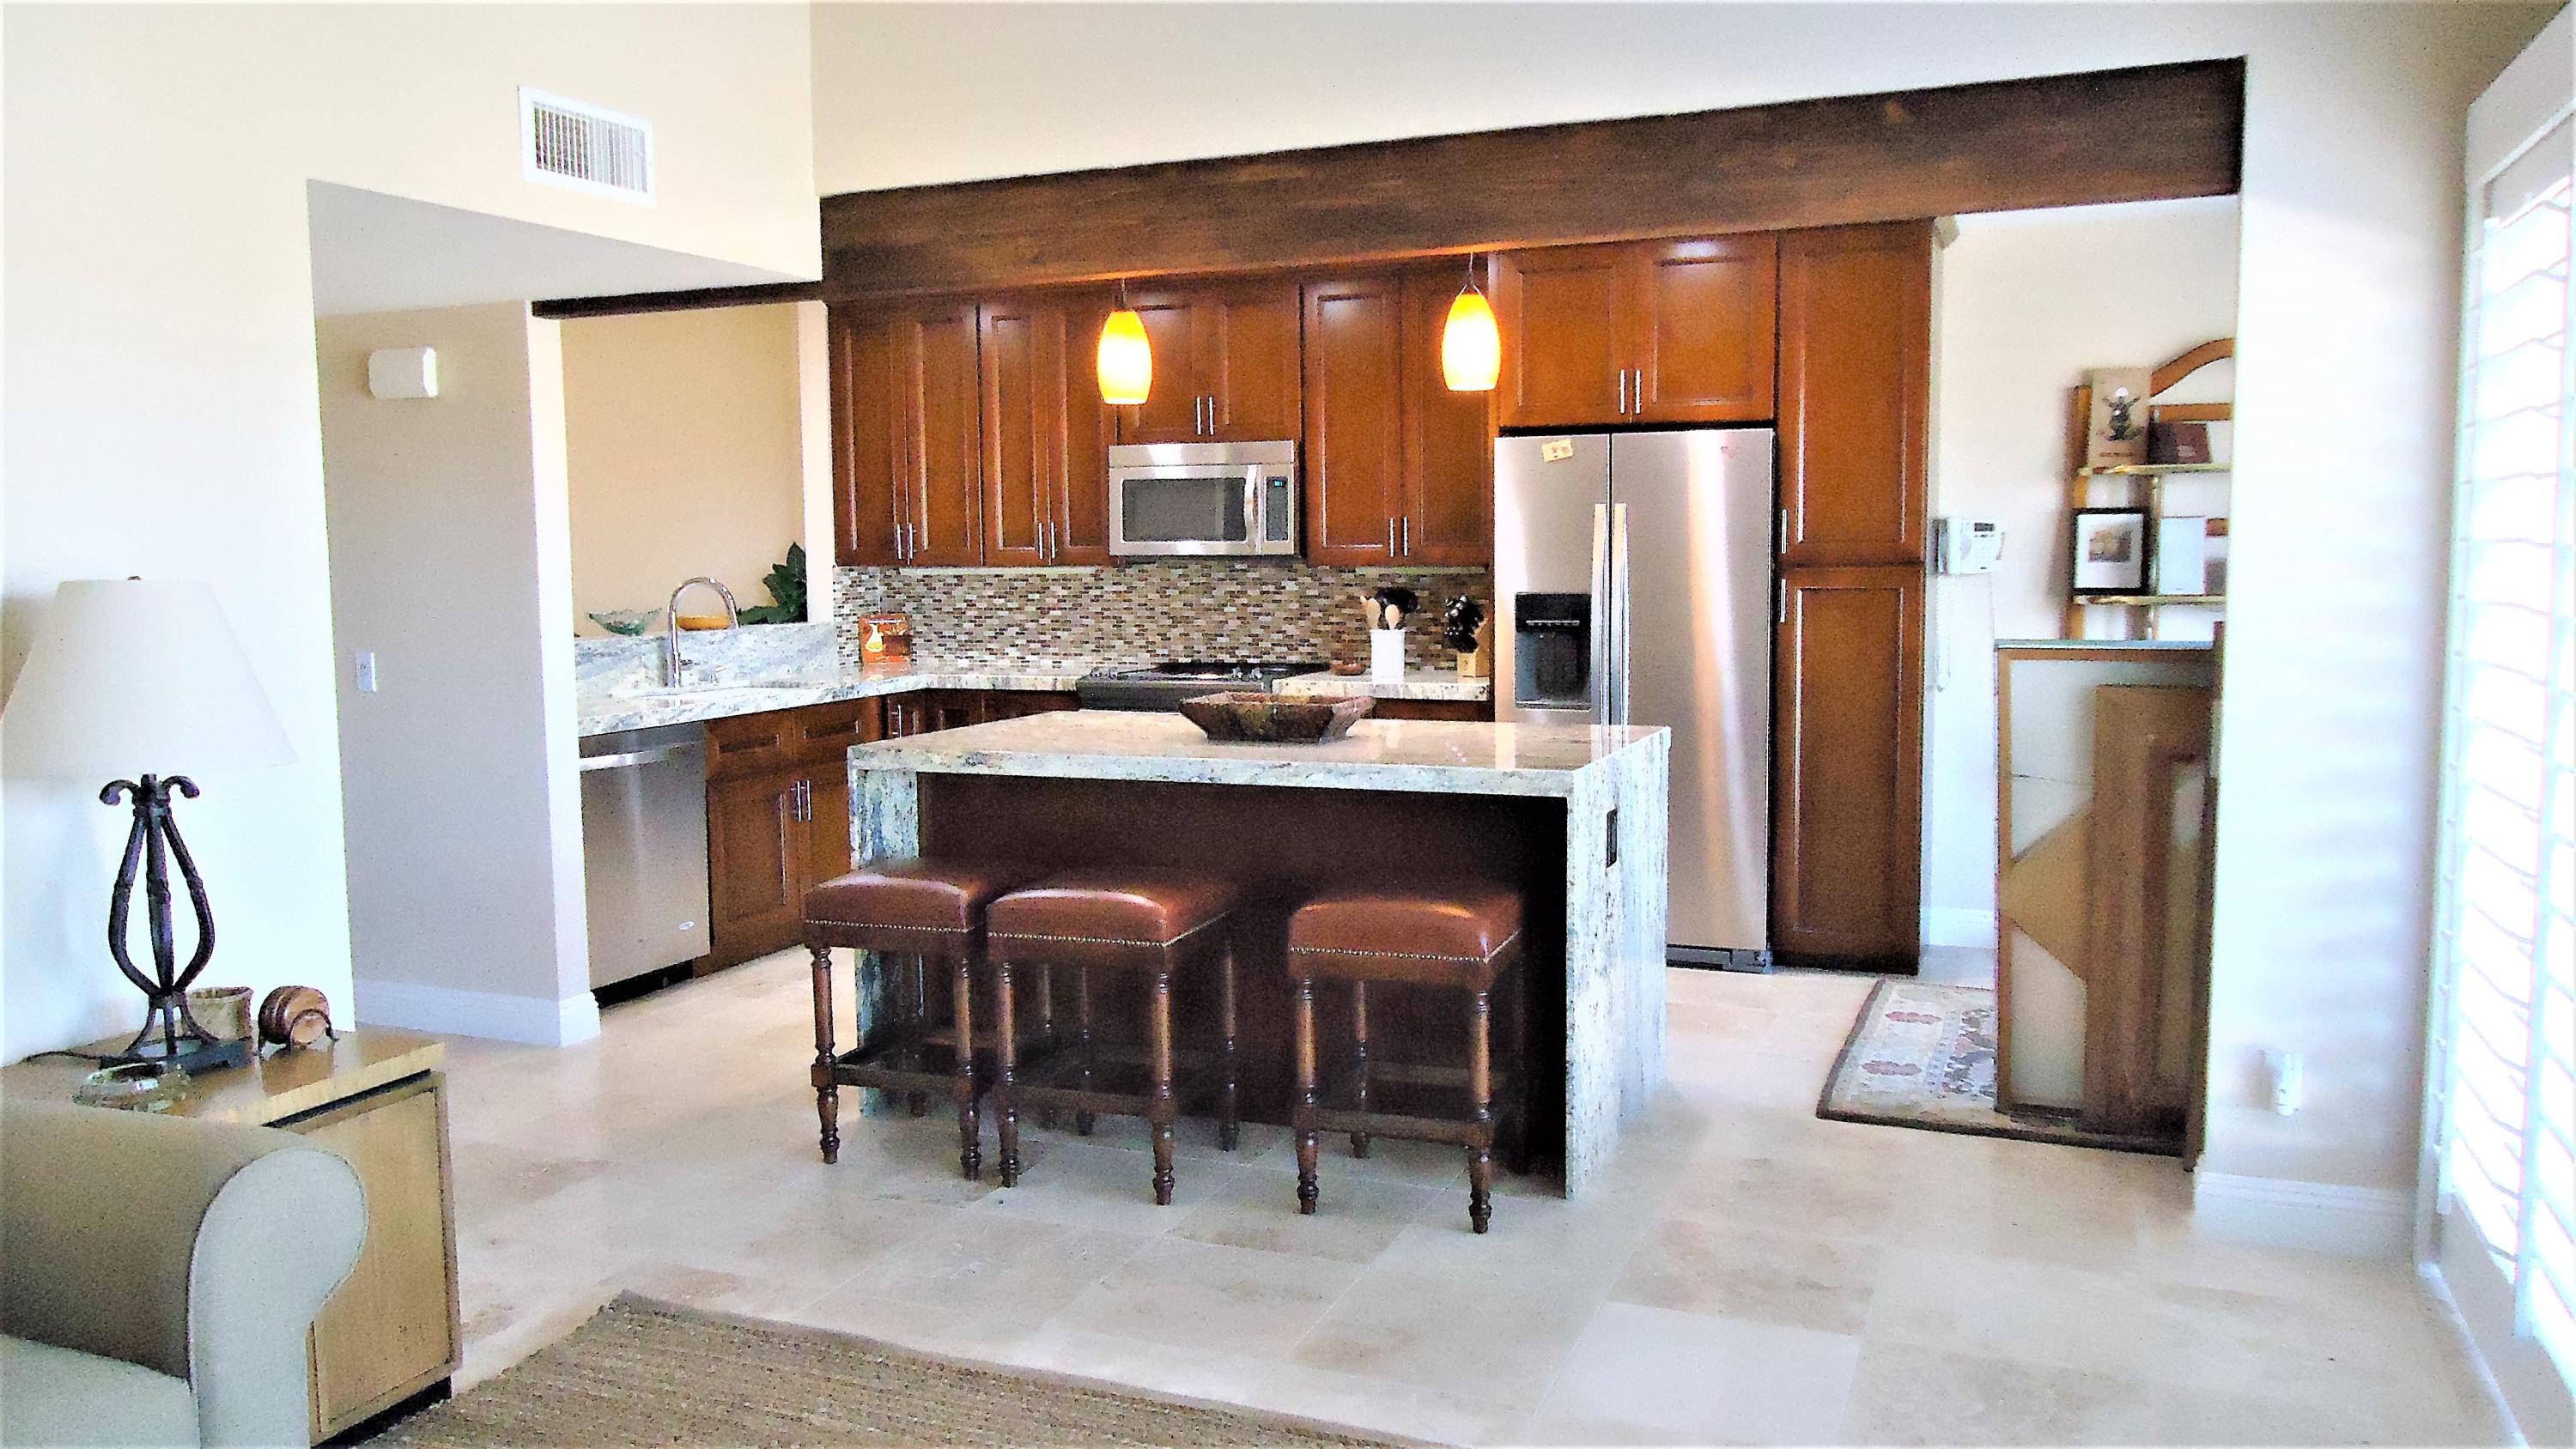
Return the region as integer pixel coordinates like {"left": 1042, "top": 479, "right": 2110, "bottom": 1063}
{"left": 519, "top": 88, "right": 653, "bottom": 204}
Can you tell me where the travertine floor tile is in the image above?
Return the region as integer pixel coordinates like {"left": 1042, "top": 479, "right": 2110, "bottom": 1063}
{"left": 425, "top": 949, "right": 2508, "bottom": 1446}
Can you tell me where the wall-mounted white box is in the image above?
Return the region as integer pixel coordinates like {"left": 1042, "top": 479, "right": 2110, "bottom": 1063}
{"left": 367, "top": 347, "right": 438, "bottom": 400}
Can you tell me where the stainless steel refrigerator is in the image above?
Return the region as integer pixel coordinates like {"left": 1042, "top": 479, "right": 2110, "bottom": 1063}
{"left": 1494, "top": 428, "right": 1773, "bottom": 966}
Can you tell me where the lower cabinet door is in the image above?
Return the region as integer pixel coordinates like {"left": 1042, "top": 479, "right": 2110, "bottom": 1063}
{"left": 298, "top": 1076, "right": 458, "bottom": 1441}
{"left": 1771, "top": 565, "right": 1924, "bottom": 969}
{"left": 799, "top": 768, "right": 854, "bottom": 891}
{"left": 708, "top": 767, "right": 805, "bottom": 967}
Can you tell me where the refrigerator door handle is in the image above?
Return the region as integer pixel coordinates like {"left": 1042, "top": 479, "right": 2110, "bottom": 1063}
{"left": 1609, "top": 503, "right": 1632, "bottom": 725}
{"left": 1589, "top": 502, "right": 1613, "bottom": 726}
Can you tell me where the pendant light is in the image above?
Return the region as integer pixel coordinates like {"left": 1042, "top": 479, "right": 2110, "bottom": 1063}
{"left": 1440, "top": 254, "right": 1501, "bottom": 393}
{"left": 1097, "top": 281, "right": 1153, "bottom": 406}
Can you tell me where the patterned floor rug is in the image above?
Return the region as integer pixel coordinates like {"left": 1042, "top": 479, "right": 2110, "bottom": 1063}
{"left": 1817, "top": 979, "right": 2178, "bottom": 1155}
{"left": 368, "top": 1294, "right": 1414, "bottom": 1447}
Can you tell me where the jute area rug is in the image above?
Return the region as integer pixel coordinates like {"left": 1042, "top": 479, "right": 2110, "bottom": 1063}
{"left": 1817, "top": 979, "right": 2177, "bottom": 1156}
{"left": 369, "top": 1294, "right": 1415, "bottom": 1448}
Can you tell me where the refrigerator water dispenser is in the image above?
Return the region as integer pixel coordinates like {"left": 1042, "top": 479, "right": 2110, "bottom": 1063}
{"left": 1513, "top": 592, "right": 1592, "bottom": 709}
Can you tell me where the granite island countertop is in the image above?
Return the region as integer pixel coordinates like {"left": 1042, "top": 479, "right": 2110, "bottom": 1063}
{"left": 848, "top": 710, "right": 1658, "bottom": 798}
{"left": 578, "top": 658, "right": 1492, "bottom": 737}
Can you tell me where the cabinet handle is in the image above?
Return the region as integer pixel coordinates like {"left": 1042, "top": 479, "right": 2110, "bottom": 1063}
{"left": 1388, "top": 518, "right": 1397, "bottom": 555}
{"left": 1616, "top": 370, "right": 1626, "bottom": 415}
{"left": 1630, "top": 369, "right": 1643, "bottom": 416}
{"left": 1777, "top": 507, "right": 1789, "bottom": 557}
{"left": 1401, "top": 516, "right": 1412, "bottom": 555}
{"left": 1776, "top": 579, "right": 1789, "bottom": 627}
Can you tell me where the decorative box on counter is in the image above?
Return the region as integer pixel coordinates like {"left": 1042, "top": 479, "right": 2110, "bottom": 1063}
{"left": 857, "top": 612, "right": 912, "bottom": 663}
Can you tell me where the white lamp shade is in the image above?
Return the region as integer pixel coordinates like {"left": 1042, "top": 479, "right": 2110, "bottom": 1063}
{"left": 3, "top": 579, "right": 294, "bottom": 779}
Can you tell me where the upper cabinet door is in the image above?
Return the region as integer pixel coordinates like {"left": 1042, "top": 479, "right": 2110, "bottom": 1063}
{"left": 1777, "top": 222, "right": 1932, "bottom": 567}
{"left": 978, "top": 297, "right": 1057, "bottom": 567}
{"left": 1052, "top": 292, "right": 1116, "bottom": 565}
{"left": 1203, "top": 282, "right": 1303, "bottom": 441}
{"left": 1631, "top": 234, "right": 1778, "bottom": 423}
{"left": 890, "top": 300, "right": 985, "bottom": 567}
{"left": 1112, "top": 291, "right": 1205, "bottom": 445}
{"left": 830, "top": 306, "right": 901, "bottom": 567}
{"left": 1400, "top": 265, "right": 1494, "bottom": 566}
{"left": 1301, "top": 275, "right": 1406, "bottom": 566}
{"left": 1495, "top": 244, "right": 1628, "bottom": 428}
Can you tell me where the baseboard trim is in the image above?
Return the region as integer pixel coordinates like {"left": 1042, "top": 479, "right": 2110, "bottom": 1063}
{"left": 1923, "top": 906, "right": 2001, "bottom": 949}
{"left": 2192, "top": 1170, "right": 2414, "bottom": 1258}
{"left": 354, "top": 979, "right": 601, "bottom": 1046}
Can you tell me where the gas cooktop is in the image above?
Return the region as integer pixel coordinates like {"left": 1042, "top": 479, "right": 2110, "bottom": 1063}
{"left": 1076, "top": 660, "right": 1329, "bottom": 711}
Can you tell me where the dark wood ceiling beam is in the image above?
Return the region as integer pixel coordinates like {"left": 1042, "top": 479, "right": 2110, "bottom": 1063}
{"left": 532, "top": 280, "right": 822, "bottom": 321}
{"left": 820, "top": 59, "right": 2243, "bottom": 298}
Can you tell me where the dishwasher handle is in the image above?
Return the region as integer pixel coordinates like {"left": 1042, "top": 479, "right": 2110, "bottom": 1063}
{"left": 578, "top": 742, "right": 704, "bottom": 773}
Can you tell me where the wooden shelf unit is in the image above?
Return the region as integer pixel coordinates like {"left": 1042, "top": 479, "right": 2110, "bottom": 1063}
{"left": 2063, "top": 338, "right": 2234, "bottom": 640}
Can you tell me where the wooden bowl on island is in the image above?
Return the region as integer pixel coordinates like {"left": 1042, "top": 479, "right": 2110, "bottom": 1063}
{"left": 1179, "top": 691, "right": 1373, "bottom": 743}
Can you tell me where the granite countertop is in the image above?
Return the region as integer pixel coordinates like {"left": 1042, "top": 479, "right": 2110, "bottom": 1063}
{"left": 576, "top": 658, "right": 1109, "bottom": 737}
{"left": 580, "top": 658, "right": 1494, "bottom": 737}
{"left": 848, "top": 711, "right": 1664, "bottom": 798}
{"left": 1275, "top": 667, "right": 1492, "bottom": 702}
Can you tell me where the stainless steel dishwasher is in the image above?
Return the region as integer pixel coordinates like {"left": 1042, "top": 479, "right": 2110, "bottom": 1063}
{"left": 578, "top": 723, "right": 711, "bottom": 989}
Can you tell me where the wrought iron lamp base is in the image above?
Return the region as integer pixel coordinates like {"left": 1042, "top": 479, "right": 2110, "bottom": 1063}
{"left": 100, "top": 773, "right": 246, "bottom": 1073}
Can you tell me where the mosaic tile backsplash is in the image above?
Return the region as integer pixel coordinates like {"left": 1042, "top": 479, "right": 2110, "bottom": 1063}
{"left": 832, "top": 563, "right": 1492, "bottom": 670}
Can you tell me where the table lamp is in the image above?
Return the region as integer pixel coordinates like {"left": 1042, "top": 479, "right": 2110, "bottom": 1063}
{"left": 3, "top": 579, "right": 295, "bottom": 1070}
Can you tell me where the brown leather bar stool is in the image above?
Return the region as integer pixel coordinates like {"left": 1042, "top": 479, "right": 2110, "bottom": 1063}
{"left": 1286, "top": 882, "right": 1526, "bottom": 1234}
{"left": 805, "top": 857, "right": 1041, "bottom": 1179}
{"left": 985, "top": 869, "right": 1241, "bottom": 1203}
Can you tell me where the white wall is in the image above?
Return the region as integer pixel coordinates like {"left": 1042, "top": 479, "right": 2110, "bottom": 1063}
{"left": 563, "top": 306, "right": 808, "bottom": 634}
{"left": 1, "top": 5, "right": 815, "bottom": 1063}
{"left": 809, "top": 1, "right": 2554, "bottom": 1229}
{"left": 1925, "top": 197, "right": 2242, "bottom": 948}
{"left": 317, "top": 304, "right": 594, "bottom": 1046}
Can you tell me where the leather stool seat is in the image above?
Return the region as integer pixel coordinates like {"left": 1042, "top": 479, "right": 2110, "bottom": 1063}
{"left": 1287, "top": 883, "right": 1523, "bottom": 988}
{"left": 807, "top": 857, "right": 1038, "bottom": 940}
{"left": 988, "top": 869, "right": 1239, "bottom": 968}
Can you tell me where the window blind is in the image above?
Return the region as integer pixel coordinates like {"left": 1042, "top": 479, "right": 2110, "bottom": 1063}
{"left": 2438, "top": 112, "right": 2576, "bottom": 1373}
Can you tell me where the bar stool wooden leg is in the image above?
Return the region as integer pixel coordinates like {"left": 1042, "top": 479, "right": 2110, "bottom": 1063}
{"left": 1034, "top": 965, "right": 1059, "bottom": 1131}
{"left": 1218, "top": 943, "right": 1242, "bottom": 1151}
{"left": 994, "top": 957, "right": 1022, "bottom": 1187}
{"left": 1349, "top": 981, "right": 1373, "bottom": 1160}
{"left": 810, "top": 944, "right": 840, "bottom": 1165}
{"left": 1148, "top": 968, "right": 1176, "bottom": 1205}
{"left": 1467, "top": 986, "right": 1494, "bottom": 1234}
{"left": 1294, "top": 975, "right": 1321, "bottom": 1215}
{"left": 1074, "top": 966, "right": 1097, "bottom": 1137}
{"left": 917, "top": 952, "right": 938, "bottom": 1122}
{"left": 952, "top": 953, "right": 981, "bottom": 1182}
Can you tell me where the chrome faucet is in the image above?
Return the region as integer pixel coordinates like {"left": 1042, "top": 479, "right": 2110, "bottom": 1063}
{"left": 661, "top": 577, "right": 739, "bottom": 687}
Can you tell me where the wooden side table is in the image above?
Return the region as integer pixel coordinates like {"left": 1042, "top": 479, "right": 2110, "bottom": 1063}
{"left": 3, "top": 1028, "right": 460, "bottom": 1442}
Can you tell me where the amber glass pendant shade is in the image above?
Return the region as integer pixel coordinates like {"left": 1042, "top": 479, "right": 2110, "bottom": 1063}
{"left": 1097, "top": 306, "right": 1153, "bottom": 406}
{"left": 1441, "top": 285, "right": 1501, "bottom": 393}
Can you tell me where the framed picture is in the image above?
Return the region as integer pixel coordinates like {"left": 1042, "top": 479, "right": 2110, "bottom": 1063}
{"left": 2070, "top": 508, "right": 2152, "bottom": 596}
{"left": 2084, "top": 367, "right": 2154, "bottom": 470}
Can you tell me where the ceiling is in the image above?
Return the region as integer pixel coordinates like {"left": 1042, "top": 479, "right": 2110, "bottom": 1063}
{"left": 305, "top": 181, "right": 802, "bottom": 318}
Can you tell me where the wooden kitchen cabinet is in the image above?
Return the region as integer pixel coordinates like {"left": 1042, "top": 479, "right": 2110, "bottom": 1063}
{"left": 830, "top": 300, "right": 984, "bottom": 567}
{"left": 705, "top": 700, "right": 884, "bottom": 968}
{"left": 1113, "top": 280, "right": 1302, "bottom": 445}
{"left": 1777, "top": 221, "right": 1932, "bottom": 567}
{"left": 1300, "top": 265, "right": 1493, "bottom": 567}
{"left": 1771, "top": 565, "right": 1923, "bottom": 969}
{"left": 979, "top": 292, "right": 1114, "bottom": 566}
{"left": 1494, "top": 233, "right": 1777, "bottom": 428}
{"left": 886, "top": 688, "right": 1078, "bottom": 737}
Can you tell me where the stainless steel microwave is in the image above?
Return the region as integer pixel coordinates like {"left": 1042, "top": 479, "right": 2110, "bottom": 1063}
{"left": 1107, "top": 440, "right": 1298, "bottom": 558}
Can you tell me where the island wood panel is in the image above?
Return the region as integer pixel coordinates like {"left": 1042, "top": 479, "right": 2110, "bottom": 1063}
{"left": 914, "top": 773, "right": 1568, "bottom": 1168}
{"left": 1777, "top": 221, "right": 1934, "bottom": 567}
{"left": 1771, "top": 565, "right": 1924, "bottom": 969}
{"left": 811, "top": 62, "right": 2242, "bottom": 297}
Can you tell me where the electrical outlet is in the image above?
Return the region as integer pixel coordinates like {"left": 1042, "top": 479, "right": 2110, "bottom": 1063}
{"left": 2264, "top": 1049, "right": 2304, "bottom": 1115}
{"left": 355, "top": 651, "right": 379, "bottom": 694}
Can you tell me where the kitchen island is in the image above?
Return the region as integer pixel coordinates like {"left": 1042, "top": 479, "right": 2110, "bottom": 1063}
{"left": 845, "top": 710, "right": 1669, "bottom": 1193}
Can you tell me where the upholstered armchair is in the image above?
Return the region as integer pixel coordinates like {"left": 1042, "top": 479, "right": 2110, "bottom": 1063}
{"left": 0, "top": 1098, "right": 366, "bottom": 1448}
